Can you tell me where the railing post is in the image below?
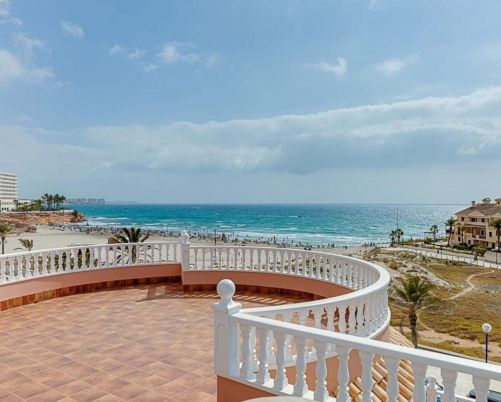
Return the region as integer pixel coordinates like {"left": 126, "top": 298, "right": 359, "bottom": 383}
{"left": 213, "top": 279, "right": 242, "bottom": 378}
{"left": 180, "top": 230, "right": 190, "bottom": 271}
{"left": 426, "top": 376, "right": 438, "bottom": 402}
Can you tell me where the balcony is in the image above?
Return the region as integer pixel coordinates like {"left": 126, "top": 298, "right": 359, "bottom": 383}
{"left": 0, "top": 233, "right": 499, "bottom": 401}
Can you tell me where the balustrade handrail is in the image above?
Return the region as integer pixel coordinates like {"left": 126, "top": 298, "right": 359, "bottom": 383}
{"left": 0, "top": 240, "right": 179, "bottom": 259}
{"left": 231, "top": 312, "right": 501, "bottom": 381}
{"left": 190, "top": 244, "right": 390, "bottom": 339}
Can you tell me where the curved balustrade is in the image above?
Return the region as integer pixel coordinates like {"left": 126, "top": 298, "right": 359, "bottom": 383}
{"left": 189, "top": 245, "right": 390, "bottom": 338}
{"left": 0, "top": 241, "right": 179, "bottom": 283}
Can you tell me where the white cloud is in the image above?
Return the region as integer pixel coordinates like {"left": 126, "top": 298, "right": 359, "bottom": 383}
{"left": 108, "top": 44, "right": 125, "bottom": 55}
{"left": 374, "top": 55, "right": 417, "bottom": 75}
{"left": 0, "top": 48, "right": 53, "bottom": 85}
{"left": 128, "top": 47, "right": 146, "bottom": 60}
{"left": 368, "top": 0, "right": 378, "bottom": 10}
{"left": 15, "top": 34, "right": 45, "bottom": 55}
{"left": 61, "top": 21, "right": 84, "bottom": 38}
{"left": 314, "top": 58, "right": 347, "bottom": 76}
{"left": 0, "top": 0, "right": 22, "bottom": 26}
{"left": 143, "top": 62, "right": 158, "bottom": 73}
{"left": 158, "top": 42, "right": 199, "bottom": 64}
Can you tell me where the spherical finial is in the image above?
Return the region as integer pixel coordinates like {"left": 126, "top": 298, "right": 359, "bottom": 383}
{"left": 180, "top": 230, "right": 190, "bottom": 243}
{"left": 482, "top": 323, "right": 492, "bottom": 334}
{"left": 217, "top": 279, "right": 235, "bottom": 306}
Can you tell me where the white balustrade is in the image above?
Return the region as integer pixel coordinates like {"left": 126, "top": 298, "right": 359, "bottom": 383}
{"left": 214, "top": 281, "right": 501, "bottom": 402}
{"left": 0, "top": 241, "right": 180, "bottom": 283}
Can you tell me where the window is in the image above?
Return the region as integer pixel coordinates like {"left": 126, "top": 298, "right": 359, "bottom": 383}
{"left": 482, "top": 218, "right": 485, "bottom": 222}
{"left": 490, "top": 232, "right": 493, "bottom": 237}
{"left": 461, "top": 217, "right": 465, "bottom": 221}
{"left": 471, "top": 218, "right": 477, "bottom": 222}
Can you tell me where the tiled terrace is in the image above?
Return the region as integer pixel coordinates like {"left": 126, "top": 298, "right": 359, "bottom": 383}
{"left": 0, "top": 283, "right": 305, "bottom": 402}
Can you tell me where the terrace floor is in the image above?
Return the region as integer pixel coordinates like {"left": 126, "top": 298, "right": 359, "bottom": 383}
{"left": 0, "top": 283, "right": 305, "bottom": 402}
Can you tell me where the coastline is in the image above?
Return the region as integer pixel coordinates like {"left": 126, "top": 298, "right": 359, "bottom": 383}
{"left": 2, "top": 224, "right": 371, "bottom": 257}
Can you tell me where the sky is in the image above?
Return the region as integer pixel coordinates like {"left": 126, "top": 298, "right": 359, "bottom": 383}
{"left": 1, "top": 0, "right": 501, "bottom": 204}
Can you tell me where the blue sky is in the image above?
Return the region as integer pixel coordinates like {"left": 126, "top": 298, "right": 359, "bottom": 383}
{"left": 1, "top": 0, "right": 501, "bottom": 203}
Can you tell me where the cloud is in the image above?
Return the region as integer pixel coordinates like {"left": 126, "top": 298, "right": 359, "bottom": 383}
{"left": 368, "top": 0, "right": 378, "bottom": 10}
{"left": 61, "top": 21, "right": 84, "bottom": 38}
{"left": 314, "top": 58, "right": 347, "bottom": 76}
{"left": 4, "top": 87, "right": 501, "bottom": 180}
{"left": 0, "top": 0, "right": 21, "bottom": 26}
{"left": 373, "top": 55, "right": 417, "bottom": 75}
{"left": 158, "top": 42, "right": 199, "bottom": 64}
{"left": 128, "top": 48, "right": 146, "bottom": 60}
{"left": 143, "top": 62, "right": 158, "bottom": 73}
{"left": 108, "top": 44, "right": 125, "bottom": 55}
{"left": 15, "top": 33, "right": 46, "bottom": 56}
{"left": 0, "top": 48, "right": 53, "bottom": 85}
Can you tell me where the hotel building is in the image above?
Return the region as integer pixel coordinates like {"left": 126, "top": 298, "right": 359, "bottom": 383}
{"left": 0, "top": 171, "right": 18, "bottom": 212}
{"left": 453, "top": 197, "right": 501, "bottom": 249}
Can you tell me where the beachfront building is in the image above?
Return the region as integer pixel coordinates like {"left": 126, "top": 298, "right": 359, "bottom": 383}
{"left": 0, "top": 233, "right": 499, "bottom": 401}
{"left": 453, "top": 198, "right": 501, "bottom": 249}
{"left": 0, "top": 171, "right": 18, "bottom": 212}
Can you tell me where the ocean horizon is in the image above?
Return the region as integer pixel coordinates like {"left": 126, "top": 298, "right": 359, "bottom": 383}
{"left": 70, "top": 203, "right": 465, "bottom": 246}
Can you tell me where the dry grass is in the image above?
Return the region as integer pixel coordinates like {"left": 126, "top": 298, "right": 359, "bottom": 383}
{"left": 382, "top": 249, "right": 501, "bottom": 360}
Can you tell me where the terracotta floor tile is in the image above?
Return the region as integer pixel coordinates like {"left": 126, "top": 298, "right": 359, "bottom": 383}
{"left": 26, "top": 388, "right": 66, "bottom": 401}
{"left": 69, "top": 387, "right": 108, "bottom": 402}
{"left": 130, "top": 390, "right": 169, "bottom": 401}
{"left": 112, "top": 383, "right": 148, "bottom": 400}
{"left": 175, "top": 387, "right": 213, "bottom": 402}
{"left": 0, "top": 284, "right": 299, "bottom": 401}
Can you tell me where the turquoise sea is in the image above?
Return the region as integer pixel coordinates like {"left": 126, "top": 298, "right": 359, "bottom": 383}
{"left": 70, "top": 204, "right": 464, "bottom": 246}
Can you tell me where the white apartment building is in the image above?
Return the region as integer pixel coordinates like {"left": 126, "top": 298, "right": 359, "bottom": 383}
{"left": 0, "top": 171, "right": 18, "bottom": 212}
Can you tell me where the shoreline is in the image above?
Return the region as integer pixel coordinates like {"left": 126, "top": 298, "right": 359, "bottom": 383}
{"left": 2, "top": 224, "right": 375, "bottom": 257}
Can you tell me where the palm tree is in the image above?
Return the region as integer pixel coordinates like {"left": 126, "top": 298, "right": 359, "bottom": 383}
{"left": 111, "top": 227, "right": 150, "bottom": 263}
{"left": 430, "top": 224, "right": 439, "bottom": 242}
{"left": 41, "top": 193, "right": 50, "bottom": 210}
{"left": 53, "top": 194, "right": 60, "bottom": 210}
{"left": 111, "top": 227, "right": 150, "bottom": 243}
{"left": 60, "top": 195, "right": 66, "bottom": 209}
{"left": 390, "top": 230, "right": 397, "bottom": 246}
{"left": 395, "top": 228, "right": 404, "bottom": 244}
{"left": 490, "top": 219, "right": 501, "bottom": 251}
{"left": 393, "top": 276, "right": 432, "bottom": 347}
{"left": 445, "top": 217, "right": 456, "bottom": 246}
{"left": 15, "top": 239, "right": 34, "bottom": 251}
{"left": 0, "top": 224, "right": 12, "bottom": 254}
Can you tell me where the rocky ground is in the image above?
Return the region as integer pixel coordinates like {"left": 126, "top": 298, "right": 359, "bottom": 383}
{"left": 0, "top": 211, "right": 85, "bottom": 233}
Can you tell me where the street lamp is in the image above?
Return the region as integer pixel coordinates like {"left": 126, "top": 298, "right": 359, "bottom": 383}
{"left": 482, "top": 323, "right": 492, "bottom": 363}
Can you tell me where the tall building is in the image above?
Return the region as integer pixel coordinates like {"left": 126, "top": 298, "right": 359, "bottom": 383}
{"left": 0, "top": 171, "right": 18, "bottom": 212}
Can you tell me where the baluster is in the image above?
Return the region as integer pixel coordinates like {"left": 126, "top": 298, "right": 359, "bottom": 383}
{"left": 273, "top": 332, "right": 288, "bottom": 391}
{"left": 325, "top": 306, "right": 335, "bottom": 332}
{"left": 385, "top": 356, "right": 400, "bottom": 402}
{"left": 227, "top": 248, "right": 231, "bottom": 270}
{"left": 293, "top": 336, "right": 308, "bottom": 396}
{"left": 166, "top": 243, "right": 170, "bottom": 261}
{"left": 472, "top": 376, "right": 490, "bottom": 402}
{"left": 283, "top": 313, "right": 294, "bottom": 362}
{"left": 337, "top": 304, "right": 347, "bottom": 333}
{"left": 239, "top": 324, "right": 255, "bottom": 380}
{"left": 173, "top": 243, "right": 177, "bottom": 261}
{"left": 313, "top": 308, "right": 323, "bottom": 329}
{"left": 348, "top": 303, "right": 357, "bottom": 334}
{"left": 356, "top": 302, "right": 365, "bottom": 335}
{"left": 441, "top": 369, "right": 457, "bottom": 402}
{"left": 295, "top": 252, "right": 299, "bottom": 275}
{"left": 218, "top": 248, "right": 222, "bottom": 269}
{"left": 257, "top": 249, "right": 262, "bottom": 271}
{"left": 314, "top": 341, "right": 328, "bottom": 401}
{"left": 193, "top": 248, "right": 198, "bottom": 269}
{"left": 202, "top": 249, "right": 206, "bottom": 270}
{"left": 359, "top": 351, "right": 374, "bottom": 402}
{"left": 315, "top": 256, "right": 321, "bottom": 279}
{"left": 50, "top": 251, "right": 56, "bottom": 273}
{"left": 412, "top": 362, "right": 428, "bottom": 402}
{"left": 0, "top": 258, "right": 5, "bottom": 282}
{"left": 256, "top": 327, "right": 270, "bottom": 385}
{"left": 279, "top": 251, "right": 285, "bottom": 273}
{"left": 336, "top": 345, "right": 350, "bottom": 402}
{"left": 42, "top": 252, "right": 48, "bottom": 275}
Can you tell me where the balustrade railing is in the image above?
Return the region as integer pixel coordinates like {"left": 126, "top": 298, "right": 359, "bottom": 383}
{"left": 214, "top": 280, "right": 501, "bottom": 402}
{"left": 191, "top": 245, "right": 390, "bottom": 338}
{"left": 0, "top": 241, "right": 179, "bottom": 283}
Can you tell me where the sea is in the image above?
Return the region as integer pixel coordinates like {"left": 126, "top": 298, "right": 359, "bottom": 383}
{"left": 70, "top": 204, "right": 464, "bottom": 247}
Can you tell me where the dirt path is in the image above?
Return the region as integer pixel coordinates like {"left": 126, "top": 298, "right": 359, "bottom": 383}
{"left": 447, "top": 270, "right": 494, "bottom": 300}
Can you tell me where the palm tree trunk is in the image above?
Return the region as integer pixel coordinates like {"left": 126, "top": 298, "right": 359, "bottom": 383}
{"left": 1, "top": 237, "right": 5, "bottom": 255}
{"left": 409, "top": 311, "right": 418, "bottom": 348}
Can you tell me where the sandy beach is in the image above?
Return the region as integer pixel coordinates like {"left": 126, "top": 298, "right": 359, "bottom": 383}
{"left": 2, "top": 224, "right": 370, "bottom": 256}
